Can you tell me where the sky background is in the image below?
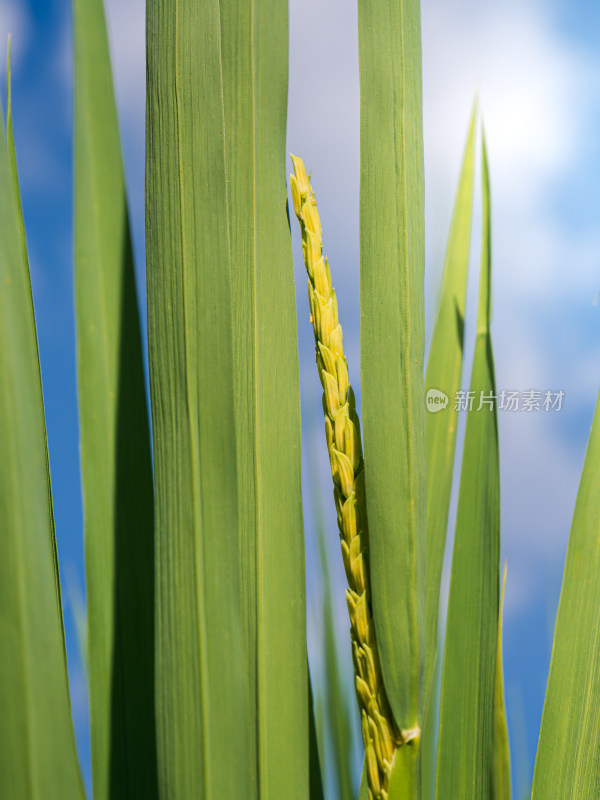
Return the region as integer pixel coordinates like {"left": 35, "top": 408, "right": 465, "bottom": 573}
{"left": 3, "top": 0, "right": 599, "bottom": 795}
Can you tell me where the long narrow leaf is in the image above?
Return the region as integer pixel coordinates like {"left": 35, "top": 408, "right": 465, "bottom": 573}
{"left": 359, "top": 766, "right": 368, "bottom": 800}
{"left": 309, "top": 672, "right": 325, "bottom": 800}
{"left": 492, "top": 564, "right": 511, "bottom": 800}
{"left": 219, "top": 1, "right": 308, "bottom": 794}
{"left": 0, "top": 64, "right": 84, "bottom": 800}
{"left": 422, "top": 105, "right": 477, "bottom": 799}
{"left": 424, "top": 105, "right": 477, "bottom": 696}
{"left": 6, "top": 45, "right": 27, "bottom": 265}
{"left": 73, "top": 0, "right": 156, "bottom": 796}
{"left": 531, "top": 396, "right": 600, "bottom": 796}
{"left": 358, "top": 0, "right": 426, "bottom": 755}
{"left": 316, "top": 508, "right": 355, "bottom": 800}
{"left": 436, "top": 131, "right": 500, "bottom": 799}
{"left": 146, "top": 0, "right": 253, "bottom": 794}
{"left": 421, "top": 637, "right": 442, "bottom": 800}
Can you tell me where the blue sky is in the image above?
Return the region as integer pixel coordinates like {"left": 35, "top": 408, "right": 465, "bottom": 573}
{"left": 4, "top": 0, "right": 600, "bottom": 795}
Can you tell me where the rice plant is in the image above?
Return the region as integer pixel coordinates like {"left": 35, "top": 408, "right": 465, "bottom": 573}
{"left": 0, "top": 0, "right": 598, "bottom": 799}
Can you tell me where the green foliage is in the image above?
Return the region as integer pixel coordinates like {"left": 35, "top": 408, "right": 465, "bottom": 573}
{"left": 73, "top": 0, "right": 156, "bottom": 796}
{"left": 309, "top": 673, "right": 326, "bottom": 800}
{"left": 421, "top": 105, "right": 477, "bottom": 799}
{"left": 146, "top": 0, "right": 251, "bottom": 795}
{"left": 0, "top": 54, "right": 84, "bottom": 800}
{"left": 316, "top": 500, "right": 356, "bottom": 800}
{"left": 358, "top": 0, "right": 426, "bottom": 750}
{"left": 146, "top": 0, "right": 306, "bottom": 796}
{"left": 424, "top": 105, "right": 477, "bottom": 698}
{"left": 531, "top": 393, "right": 600, "bottom": 797}
{"left": 493, "top": 566, "right": 512, "bottom": 800}
{"left": 436, "top": 132, "right": 502, "bottom": 800}
{"left": 1, "top": 1, "right": 600, "bottom": 799}
{"left": 220, "top": 2, "right": 308, "bottom": 794}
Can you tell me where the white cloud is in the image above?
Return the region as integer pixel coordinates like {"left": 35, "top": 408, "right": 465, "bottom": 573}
{"left": 0, "top": 0, "right": 29, "bottom": 66}
{"left": 422, "top": 0, "right": 597, "bottom": 298}
{"left": 423, "top": 1, "right": 589, "bottom": 189}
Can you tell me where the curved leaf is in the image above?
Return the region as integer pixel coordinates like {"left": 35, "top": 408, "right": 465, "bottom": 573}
{"left": 358, "top": 0, "right": 426, "bottom": 745}
{"left": 424, "top": 104, "right": 477, "bottom": 698}
{"left": 219, "top": 1, "right": 308, "bottom": 794}
{"left": 0, "top": 61, "right": 84, "bottom": 800}
{"left": 316, "top": 508, "right": 355, "bottom": 800}
{"left": 309, "top": 672, "right": 325, "bottom": 800}
{"left": 436, "top": 130, "right": 500, "bottom": 800}
{"left": 73, "top": 0, "right": 156, "bottom": 796}
{"left": 422, "top": 104, "right": 477, "bottom": 799}
{"left": 492, "top": 564, "right": 511, "bottom": 800}
{"left": 532, "top": 391, "right": 600, "bottom": 797}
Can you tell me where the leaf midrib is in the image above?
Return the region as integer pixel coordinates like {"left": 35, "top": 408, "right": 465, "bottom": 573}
{"left": 248, "top": 0, "right": 266, "bottom": 792}
{"left": 173, "top": 3, "right": 210, "bottom": 792}
{"left": 389, "top": 0, "right": 420, "bottom": 725}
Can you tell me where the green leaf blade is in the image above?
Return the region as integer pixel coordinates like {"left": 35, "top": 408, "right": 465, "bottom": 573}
{"left": 146, "top": 0, "right": 257, "bottom": 795}
{"left": 73, "top": 0, "right": 156, "bottom": 796}
{"left": 309, "top": 671, "right": 326, "bottom": 800}
{"left": 424, "top": 105, "right": 477, "bottom": 697}
{"left": 219, "top": 0, "right": 308, "bottom": 794}
{"left": 315, "top": 510, "right": 355, "bottom": 800}
{"left": 389, "top": 742, "right": 420, "bottom": 799}
{"left": 436, "top": 131, "right": 500, "bottom": 800}
{"left": 531, "top": 393, "right": 600, "bottom": 797}
{"left": 358, "top": 0, "right": 426, "bottom": 739}
{"left": 422, "top": 107, "right": 477, "bottom": 798}
{"left": 0, "top": 76, "right": 84, "bottom": 800}
{"left": 492, "top": 564, "right": 512, "bottom": 800}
